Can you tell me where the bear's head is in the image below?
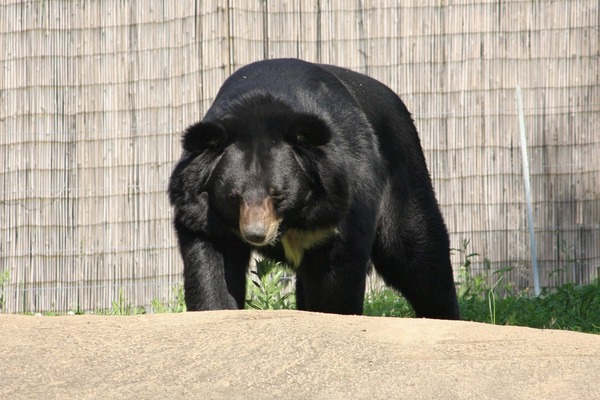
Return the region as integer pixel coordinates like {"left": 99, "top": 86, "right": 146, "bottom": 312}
{"left": 180, "top": 94, "right": 350, "bottom": 247}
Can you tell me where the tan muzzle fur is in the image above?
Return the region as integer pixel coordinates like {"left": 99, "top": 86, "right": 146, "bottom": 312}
{"left": 239, "top": 197, "right": 280, "bottom": 246}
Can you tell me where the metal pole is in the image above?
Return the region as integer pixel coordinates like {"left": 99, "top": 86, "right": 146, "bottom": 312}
{"left": 515, "top": 85, "right": 541, "bottom": 296}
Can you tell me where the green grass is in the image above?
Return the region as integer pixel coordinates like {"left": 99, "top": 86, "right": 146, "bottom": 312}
{"left": 150, "top": 285, "right": 187, "bottom": 314}
{"left": 247, "top": 256, "right": 600, "bottom": 334}
{"left": 100, "top": 258, "right": 600, "bottom": 334}
{"left": 458, "top": 283, "right": 600, "bottom": 333}
{"left": 363, "top": 288, "right": 414, "bottom": 318}
{"left": 17, "top": 253, "right": 600, "bottom": 334}
{"left": 361, "top": 284, "right": 600, "bottom": 334}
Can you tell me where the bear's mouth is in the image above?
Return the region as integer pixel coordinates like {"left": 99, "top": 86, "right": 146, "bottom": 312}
{"left": 239, "top": 198, "right": 281, "bottom": 246}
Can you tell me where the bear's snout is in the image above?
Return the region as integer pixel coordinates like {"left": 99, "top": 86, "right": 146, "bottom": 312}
{"left": 239, "top": 197, "right": 280, "bottom": 246}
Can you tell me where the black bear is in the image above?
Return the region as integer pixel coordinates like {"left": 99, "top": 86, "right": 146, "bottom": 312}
{"left": 169, "top": 58, "right": 460, "bottom": 319}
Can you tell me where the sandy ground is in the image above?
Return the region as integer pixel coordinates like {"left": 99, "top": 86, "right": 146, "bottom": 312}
{"left": 1, "top": 310, "right": 599, "bottom": 399}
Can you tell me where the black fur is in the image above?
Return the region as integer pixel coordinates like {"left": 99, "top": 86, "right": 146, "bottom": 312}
{"left": 169, "top": 58, "right": 460, "bottom": 319}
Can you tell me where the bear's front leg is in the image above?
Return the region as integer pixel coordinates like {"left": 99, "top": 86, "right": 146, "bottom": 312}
{"left": 178, "top": 233, "right": 251, "bottom": 311}
{"left": 294, "top": 225, "right": 374, "bottom": 315}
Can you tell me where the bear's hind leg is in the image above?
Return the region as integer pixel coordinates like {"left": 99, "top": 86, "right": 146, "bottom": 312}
{"left": 372, "top": 219, "right": 460, "bottom": 320}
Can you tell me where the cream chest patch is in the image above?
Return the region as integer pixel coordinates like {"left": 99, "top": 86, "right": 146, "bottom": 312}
{"left": 281, "top": 227, "right": 338, "bottom": 267}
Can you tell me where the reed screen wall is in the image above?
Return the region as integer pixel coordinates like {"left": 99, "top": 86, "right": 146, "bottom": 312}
{"left": 1, "top": 0, "right": 598, "bottom": 313}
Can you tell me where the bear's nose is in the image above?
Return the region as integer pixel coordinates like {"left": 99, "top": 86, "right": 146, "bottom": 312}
{"left": 239, "top": 197, "right": 281, "bottom": 246}
{"left": 241, "top": 224, "right": 267, "bottom": 245}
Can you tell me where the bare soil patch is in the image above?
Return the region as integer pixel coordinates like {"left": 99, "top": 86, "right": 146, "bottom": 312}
{"left": 1, "top": 310, "right": 599, "bottom": 399}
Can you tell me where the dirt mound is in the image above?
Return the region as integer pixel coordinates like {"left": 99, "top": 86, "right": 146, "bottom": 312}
{"left": 1, "top": 310, "right": 598, "bottom": 399}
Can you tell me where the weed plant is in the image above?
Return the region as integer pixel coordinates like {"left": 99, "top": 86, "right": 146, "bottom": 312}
{"left": 0, "top": 271, "right": 9, "bottom": 313}
{"left": 93, "top": 285, "right": 186, "bottom": 316}
{"left": 105, "top": 288, "right": 147, "bottom": 316}
{"left": 150, "top": 285, "right": 187, "bottom": 314}
{"left": 452, "top": 239, "right": 600, "bottom": 333}
{"left": 245, "top": 259, "right": 295, "bottom": 310}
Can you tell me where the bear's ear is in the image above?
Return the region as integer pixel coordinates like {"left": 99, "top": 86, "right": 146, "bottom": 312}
{"left": 182, "top": 121, "right": 227, "bottom": 155}
{"left": 286, "top": 114, "right": 332, "bottom": 147}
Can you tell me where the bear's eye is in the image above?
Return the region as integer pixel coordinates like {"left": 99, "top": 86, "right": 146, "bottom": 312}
{"left": 293, "top": 130, "right": 308, "bottom": 145}
{"left": 203, "top": 139, "right": 220, "bottom": 150}
{"left": 268, "top": 187, "right": 284, "bottom": 204}
{"left": 287, "top": 127, "right": 320, "bottom": 146}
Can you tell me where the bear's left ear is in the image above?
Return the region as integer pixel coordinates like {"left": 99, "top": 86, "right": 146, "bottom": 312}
{"left": 182, "top": 121, "right": 228, "bottom": 155}
{"left": 286, "top": 114, "right": 332, "bottom": 147}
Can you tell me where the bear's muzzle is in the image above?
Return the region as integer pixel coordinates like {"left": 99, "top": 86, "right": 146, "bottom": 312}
{"left": 239, "top": 197, "right": 280, "bottom": 246}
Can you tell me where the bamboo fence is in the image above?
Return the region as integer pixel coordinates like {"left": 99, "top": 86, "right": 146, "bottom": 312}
{"left": 0, "top": 0, "right": 598, "bottom": 313}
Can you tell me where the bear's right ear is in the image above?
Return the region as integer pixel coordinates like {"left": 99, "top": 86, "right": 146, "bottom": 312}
{"left": 182, "top": 121, "right": 227, "bottom": 155}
